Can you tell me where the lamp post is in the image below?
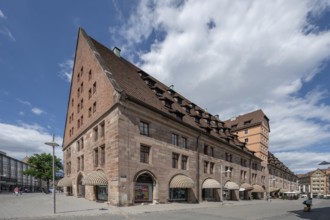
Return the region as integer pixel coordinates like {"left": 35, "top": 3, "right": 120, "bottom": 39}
{"left": 45, "top": 135, "right": 59, "bottom": 214}
{"left": 268, "top": 176, "right": 276, "bottom": 200}
{"left": 220, "top": 165, "right": 231, "bottom": 202}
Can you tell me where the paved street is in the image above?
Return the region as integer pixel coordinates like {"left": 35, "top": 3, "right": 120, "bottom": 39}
{"left": 1, "top": 193, "right": 330, "bottom": 220}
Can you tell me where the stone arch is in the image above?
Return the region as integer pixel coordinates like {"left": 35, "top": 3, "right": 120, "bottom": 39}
{"left": 77, "top": 172, "right": 85, "bottom": 198}
{"left": 134, "top": 170, "right": 158, "bottom": 203}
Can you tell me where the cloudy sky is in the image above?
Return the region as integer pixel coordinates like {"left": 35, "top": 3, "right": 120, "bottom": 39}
{"left": 1, "top": 0, "right": 330, "bottom": 174}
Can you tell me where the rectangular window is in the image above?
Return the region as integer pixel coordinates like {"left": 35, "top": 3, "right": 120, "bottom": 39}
{"left": 89, "top": 107, "right": 92, "bottom": 117}
{"left": 210, "top": 162, "right": 214, "bottom": 174}
{"left": 81, "top": 137, "right": 84, "bottom": 150}
{"left": 77, "top": 157, "right": 80, "bottom": 171}
{"left": 204, "top": 145, "right": 208, "bottom": 155}
{"left": 244, "top": 129, "right": 248, "bottom": 134}
{"left": 89, "top": 70, "right": 92, "bottom": 80}
{"left": 181, "top": 137, "right": 187, "bottom": 149}
{"left": 93, "top": 102, "right": 96, "bottom": 113}
{"left": 89, "top": 88, "right": 92, "bottom": 99}
{"left": 210, "top": 147, "right": 214, "bottom": 157}
{"left": 181, "top": 155, "right": 188, "bottom": 170}
{"left": 171, "top": 133, "right": 178, "bottom": 146}
{"left": 140, "top": 145, "right": 150, "bottom": 164}
{"left": 100, "top": 121, "right": 105, "bottom": 137}
{"left": 139, "top": 121, "right": 149, "bottom": 136}
{"left": 93, "top": 82, "right": 97, "bottom": 94}
{"left": 94, "top": 148, "right": 99, "bottom": 167}
{"left": 172, "top": 153, "right": 179, "bottom": 168}
{"left": 94, "top": 126, "right": 98, "bottom": 141}
{"left": 245, "top": 138, "right": 248, "bottom": 143}
{"left": 80, "top": 99, "right": 83, "bottom": 109}
{"left": 81, "top": 155, "right": 84, "bottom": 171}
{"left": 204, "top": 161, "right": 209, "bottom": 173}
{"left": 100, "top": 145, "right": 105, "bottom": 165}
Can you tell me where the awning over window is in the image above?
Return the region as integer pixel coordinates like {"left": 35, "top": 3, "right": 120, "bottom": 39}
{"left": 202, "top": 179, "right": 221, "bottom": 188}
{"left": 280, "top": 188, "right": 289, "bottom": 193}
{"left": 251, "top": 184, "right": 264, "bottom": 193}
{"left": 82, "top": 170, "right": 108, "bottom": 186}
{"left": 224, "top": 181, "right": 239, "bottom": 190}
{"left": 169, "top": 175, "right": 194, "bottom": 188}
{"left": 269, "top": 187, "right": 280, "bottom": 192}
{"left": 57, "top": 176, "right": 72, "bottom": 187}
{"left": 240, "top": 183, "right": 253, "bottom": 191}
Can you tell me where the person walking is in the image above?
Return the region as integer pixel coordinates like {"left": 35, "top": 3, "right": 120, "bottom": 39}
{"left": 14, "top": 186, "right": 19, "bottom": 196}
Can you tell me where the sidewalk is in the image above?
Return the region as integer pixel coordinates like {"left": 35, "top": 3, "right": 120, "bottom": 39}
{"left": 0, "top": 193, "right": 289, "bottom": 220}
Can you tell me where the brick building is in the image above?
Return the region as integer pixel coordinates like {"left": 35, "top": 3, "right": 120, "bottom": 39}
{"left": 60, "top": 28, "right": 267, "bottom": 206}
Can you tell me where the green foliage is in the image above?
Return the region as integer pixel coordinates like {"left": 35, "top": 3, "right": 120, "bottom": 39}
{"left": 23, "top": 153, "right": 63, "bottom": 182}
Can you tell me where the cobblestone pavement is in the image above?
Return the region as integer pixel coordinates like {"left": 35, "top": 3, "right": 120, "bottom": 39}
{"left": 1, "top": 193, "right": 329, "bottom": 220}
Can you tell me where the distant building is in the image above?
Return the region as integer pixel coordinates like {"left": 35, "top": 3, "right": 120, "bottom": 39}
{"left": 60, "top": 28, "right": 266, "bottom": 206}
{"left": 298, "top": 168, "right": 330, "bottom": 198}
{"left": 224, "top": 110, "right": 298, "bottom": 197}
{"left": 0, "top": 151, "right": 41, "bottom": 192}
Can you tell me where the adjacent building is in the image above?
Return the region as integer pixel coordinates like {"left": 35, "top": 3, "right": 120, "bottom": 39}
{"left": 298, "top": 168, "right": 330, "bottom": 198}
{"left": 224, "top": 110, "right": 298, "bottom": 197}
{"left": 60, "top": 28, "right": 267, "bottom": 206}
{"left": 0, "top": 151, "right": 41, "bottom": 192}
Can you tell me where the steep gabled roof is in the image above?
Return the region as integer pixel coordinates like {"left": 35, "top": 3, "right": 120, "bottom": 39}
{"left": 80, "top": 28, "right": 254, "bottom": 155}
{"left": 268, "top": 152, "right": 295, "bottom": 176}
{"left": 224, "top": 109, "right": 270, "bottom": 132}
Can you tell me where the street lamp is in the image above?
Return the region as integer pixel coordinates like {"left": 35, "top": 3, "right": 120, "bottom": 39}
{"left": 268, "top": 176, "right": 276, "bottom": 200}
{"left": 45, "top": 135, "right": 59, "bottom": 214}
{"left": 220, "top": 165, "right": 231, "bottom": 202}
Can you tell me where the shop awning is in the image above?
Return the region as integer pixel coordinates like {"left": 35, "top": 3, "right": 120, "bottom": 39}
{"left": 57, "top": 176, "right": 72, "bottom": 187}
{"left": 224, "top": 181, "right": 239, "bottom": 190}
{"left": 240, "top": 183, "right": 253, "bottom": 191}
{"left": 269, "top": 187, "right": 280, "bottom": 192}
{"left": 202, "top": 179, "right": 221, "bottom": 188}
{"left": 82, "top": 170, "right": 108, "bottom": 186}
{"left": 170, "top": 175, "right": 194, "bottom": 188}
{"left": 251, "top": 184, "right": 264, "bottom": 193}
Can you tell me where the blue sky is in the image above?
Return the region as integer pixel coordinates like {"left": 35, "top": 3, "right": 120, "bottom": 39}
{"left": 1, "top": 0, "right": 330, "bottom": 174}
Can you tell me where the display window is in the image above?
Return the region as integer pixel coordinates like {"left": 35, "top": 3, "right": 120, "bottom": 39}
{"left": 169, "top": 188, "right": 187, "bottom": 201}
{"left": 134, "top": 183, "right": 153, "bottom": 202}
{"left": 96, "top": 185, "right": 108, "bottom": 201}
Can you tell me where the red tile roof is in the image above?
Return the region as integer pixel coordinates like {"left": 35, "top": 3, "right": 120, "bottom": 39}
{"left": 80, "top": 28, "right": 255, "bottom": 155}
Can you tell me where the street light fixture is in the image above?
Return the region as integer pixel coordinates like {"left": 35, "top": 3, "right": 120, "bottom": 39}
{"left": 45, "top": 135, "right": 59, "bottom": 214}
{"left": 220, "top": 165, "right": 231, "bottom": 202}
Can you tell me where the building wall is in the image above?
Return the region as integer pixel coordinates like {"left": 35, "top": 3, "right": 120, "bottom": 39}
{"left": 0, "top": 151, "right": 40, "bottom": 192}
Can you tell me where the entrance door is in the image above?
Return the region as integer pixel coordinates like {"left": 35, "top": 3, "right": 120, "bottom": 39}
{"left": 77, "top": 174, "right": 85, "bottom": 197}
{"left": 135, "top": 173, "right": 153, "bottom": 203}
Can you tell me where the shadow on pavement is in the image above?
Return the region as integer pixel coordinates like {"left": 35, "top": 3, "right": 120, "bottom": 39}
{"left": 289, "top": 206, "right": 330, "bottom": 220}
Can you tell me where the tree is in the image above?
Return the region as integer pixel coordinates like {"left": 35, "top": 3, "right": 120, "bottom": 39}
{"left": 23, "top": 153, "right": 63, "bottom": 193}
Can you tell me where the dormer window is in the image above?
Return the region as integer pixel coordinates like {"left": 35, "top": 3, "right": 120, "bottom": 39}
{"left": 138, "top": 70, "right": 149, "bottom": 78}
{"left": 185, "top": 107, "right": 191, "bottom": 113}
{"left": 146, "top": 79, "right": 156, "bottom": 87}
{"left": 175, "top": 97, "right": 183, "bottom": 104}
{"left": 175, "top": 112, "right": 184, "bottom": 121}
{"left": 155, "top": 88, "right": 164, "bottom": 97}
{"left": 206, "top": 119, "right": 210, "bottom": 125}
{"left": 164, "top": 99, "right": 172, "bottom": 108}
{"left": 231, "top": 124, "right": 237, "bottom": 129}
{"left": 244, "top": 120, "right": 251, "bottom": 125}
{"left": 195, "top": 116, "right": 200, "bottom": 123}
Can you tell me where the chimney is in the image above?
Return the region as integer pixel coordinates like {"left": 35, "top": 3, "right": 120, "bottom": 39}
{"left": 113, "top": 47, "right": 121, "bottom": 58}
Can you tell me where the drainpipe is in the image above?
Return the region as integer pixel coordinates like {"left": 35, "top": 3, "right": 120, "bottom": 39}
{"left": 196, "top": 133, "right": 201, "bottom": 203}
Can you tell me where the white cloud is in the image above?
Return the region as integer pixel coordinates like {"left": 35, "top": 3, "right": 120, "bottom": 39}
{"left": 0, "top": 9, "right": 6, "bottom": 19}
{"left": 59, "top": 59, "right": 73, "bottom": 82}
{"left": 275, "top": 151, "right": 330, "bottom": 174}
{"left": 0, "top": 122, "right": 63, "bottom": 161}
{"left": 31, "top": 107, "right": 44, "bottom": 115}
{"left": 0, "top": 26, "right": 16, "bottom": 41}
{"left": 111, "top": 0, "right": 330, "bottom": 173}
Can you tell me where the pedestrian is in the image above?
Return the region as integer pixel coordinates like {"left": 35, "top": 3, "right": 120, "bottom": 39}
{"left": 14, "top": 186, "right": 19, "bottom": 196}
{"left": 303, "top": 196, "right": 312, "bottom": 212}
